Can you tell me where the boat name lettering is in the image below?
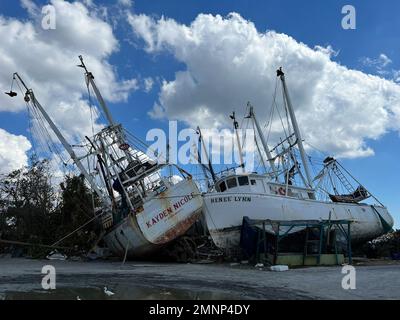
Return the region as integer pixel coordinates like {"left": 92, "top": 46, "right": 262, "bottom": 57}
{"left": 210, "top": 196, "right": 251, "bottom": 203}
{"left": 145, "top": 193, "right": 195, "bottom": 228}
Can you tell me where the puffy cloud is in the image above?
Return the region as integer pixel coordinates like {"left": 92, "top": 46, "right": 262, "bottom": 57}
{"left": 0, "top": 0, "right": 138, "bottom": 173}
{"left": 20, "top": 0, "right": 39, "bottom": 16}
{"left": 361, "top": 53, "right": 392, "bottom": 69}
{"left": 143, "top": 77, "right": 154, "bottom": 92}
{"left": 360, "top": 53, "right": 400, "bottom": 84}
{"left": 0, "top": 0, "right": 137, "bottom": 129}
{"left": 118, "top": 0, "right": 133, "bottom": 8}
{"left": 128, "top": 12, "right": 400, "bottom": 159}
{"left": 314, "top": 45, "right": 339, "bottom": 58}
{"left": 0, "top": 129, "right": 32, "bottom": 174}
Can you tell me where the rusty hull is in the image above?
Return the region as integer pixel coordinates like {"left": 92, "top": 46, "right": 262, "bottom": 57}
{"left": 102, "top": 179, "right": 203, "bottom": 258}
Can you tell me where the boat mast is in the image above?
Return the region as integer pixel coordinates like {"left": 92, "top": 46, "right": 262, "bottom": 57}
{"left": 251, "top": 118, "right": 267, "bottom": 172}
{"left": 196, "top": 126, "right": 217, "bottom": 183}
{"left": 78, "top": 56, "right": 134, "bottom": 165}
{"left": 277, "top": 68, "right": 313, "bottom": 189}
{"left": 248, "top": 104, "right": 278, "bottom": 180}
{"left": 12, "top": 73, "right": 111, "bottom": 206}
{"left": 230, "top": 112, "right": 245, "bottom": 173}
{"left": 78, "top": 55, "right": 115, "bottom": 126}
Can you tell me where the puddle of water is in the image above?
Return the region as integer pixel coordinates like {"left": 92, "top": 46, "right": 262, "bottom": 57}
{"left": 3, "top": 285, "right": 246, "bottom": 300}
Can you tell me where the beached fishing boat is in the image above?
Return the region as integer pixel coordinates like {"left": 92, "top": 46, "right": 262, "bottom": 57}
{"left": 7, "top": 57, "right": 203, "bottom": 258}
{"left": 200, "top": 68, "right": 394, "bottom": 251}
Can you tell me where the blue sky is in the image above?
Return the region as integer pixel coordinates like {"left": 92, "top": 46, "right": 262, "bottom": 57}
{"left": 0, "top": 0, "right": 399, "bottom": 226}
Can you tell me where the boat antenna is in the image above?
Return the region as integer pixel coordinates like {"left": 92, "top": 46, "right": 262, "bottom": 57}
{"left": 230, "top": 111, "right": 245, "bottom": 173}
{"left": 277, "top": 67, "right": 314, "bottom": 189}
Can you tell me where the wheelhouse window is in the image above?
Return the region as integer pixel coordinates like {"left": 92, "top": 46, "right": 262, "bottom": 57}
{"left": 251, "top": 179, "right": 256, "bottom": 185}
{"left": 219, "top": 181, "right": 227, "bottom": 192}
{"left": 238, "top": 176, "right": 249, "bottom": 186}
{"left": 226, "top": 178, "right": 238, "bottom": 189}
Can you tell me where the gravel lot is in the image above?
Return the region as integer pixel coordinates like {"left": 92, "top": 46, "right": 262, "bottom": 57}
{"left": 0, "top": 257, "right": 399, "bottom": 299}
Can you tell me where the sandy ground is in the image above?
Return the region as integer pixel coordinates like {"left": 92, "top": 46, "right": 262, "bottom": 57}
{"left": 0, "top": 257, "right": 400, "bottom": 299}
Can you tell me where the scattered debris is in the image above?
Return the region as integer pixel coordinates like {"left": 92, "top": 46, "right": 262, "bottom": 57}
{"left": 46, "top": 250, "right": 67, "bottom": 261}
{"left": 163, "top": 235, "right": 225, "bottom": 263}
{"left": 270, "top": 265, "right": 289, "bottom": 272}
{"left": 195, "top": 236, "right": 224, "bottom": 262}
{"left": 362, "top": 230, "right": 400, "bottom": 259}
{"left": 164, "top": 236, "right": 198, "bottom": 262}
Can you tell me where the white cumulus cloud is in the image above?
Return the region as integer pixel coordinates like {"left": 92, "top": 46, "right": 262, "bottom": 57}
{"left": 118, "top": 0, "right": 133, "bottom": 8}
{"left": 0, "top": 0, "right": 138, "bottom": 173}
{"left": 0, "top": 129, "right": 32, "bottom": 174}
{"left": 143, "top": 77, "right": 154, "bottom": 92}
{"left": 361, "top": 53, "right": 392, "bottom": 69}
{"left": 128, "top": 12, "right": 400, "bottom": 159}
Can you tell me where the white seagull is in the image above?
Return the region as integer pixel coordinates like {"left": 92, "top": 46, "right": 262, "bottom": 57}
{"left": 104, "top": 286, "right": 115, "bottom": 296}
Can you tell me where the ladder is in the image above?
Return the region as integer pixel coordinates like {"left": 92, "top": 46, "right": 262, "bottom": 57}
{"left": 332, "top": 163, "right": 354, "bottom": 194}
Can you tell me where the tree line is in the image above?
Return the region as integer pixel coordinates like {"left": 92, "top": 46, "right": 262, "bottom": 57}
{"left": 0, "top": 158, "right": 99, "bottom": 257}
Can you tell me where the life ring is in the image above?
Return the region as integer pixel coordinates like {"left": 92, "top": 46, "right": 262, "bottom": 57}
{"left": 278, "top": 187, "right": 286, "bottom": 195}
{"left": 119, "top": 143, "right": 130, "bottom": 150}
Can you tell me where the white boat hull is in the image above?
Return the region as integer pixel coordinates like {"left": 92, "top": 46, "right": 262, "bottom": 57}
{"left": 103, "top": 179, "right": 203, "bottom": 258}
{"left": 203, "top": 192, "right": 394, "bottom": 251}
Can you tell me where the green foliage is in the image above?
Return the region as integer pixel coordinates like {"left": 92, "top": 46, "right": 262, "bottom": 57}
{"left": 0, "top": 159, "right": 56, "bottom": 245}
{"left": 57, "top": 174, "right": 98, "bottom": 250}
{"left": 0, "top": 159, "right": 99, "bottom": 256}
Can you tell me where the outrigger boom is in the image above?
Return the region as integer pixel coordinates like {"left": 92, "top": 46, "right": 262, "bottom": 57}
{"left": 11, "top": 72, "right": 111, "bottom": 207}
